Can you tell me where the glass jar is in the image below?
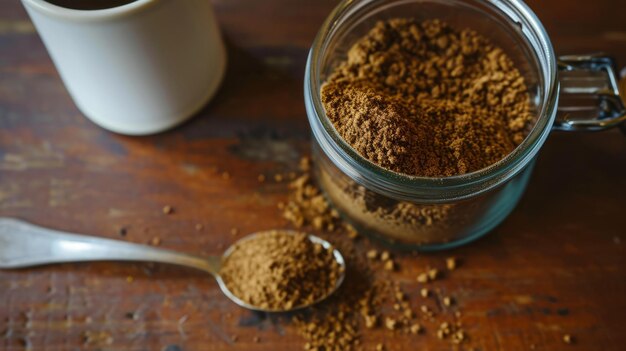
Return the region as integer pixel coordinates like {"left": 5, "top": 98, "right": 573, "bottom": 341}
{"left": 304, "top": 0, "right": 626, "bottom": 250}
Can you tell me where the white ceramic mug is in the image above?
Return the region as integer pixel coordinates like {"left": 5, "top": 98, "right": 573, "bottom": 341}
{"left": 21, "top": 0, "right": 227, "bottom": 135}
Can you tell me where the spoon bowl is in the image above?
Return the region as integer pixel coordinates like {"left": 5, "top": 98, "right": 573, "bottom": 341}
{"left": 216, "top": 230, "right": 346, "bottom": 313}
{"left": 0, "top": 218, "right": 345, "bottom": 313}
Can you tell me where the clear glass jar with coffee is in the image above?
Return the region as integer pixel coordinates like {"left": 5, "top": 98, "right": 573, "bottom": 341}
{"left": 304, "top": 0, "right": 626, "bottom": 250}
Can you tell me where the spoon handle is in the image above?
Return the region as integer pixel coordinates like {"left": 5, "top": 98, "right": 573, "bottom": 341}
{"left": 0, "top": 218, "right": 220, "bottom": 276}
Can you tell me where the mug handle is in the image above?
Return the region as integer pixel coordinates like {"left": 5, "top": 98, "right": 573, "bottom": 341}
{"left": 554, "top": 54, "right": 626, "bottom": 132}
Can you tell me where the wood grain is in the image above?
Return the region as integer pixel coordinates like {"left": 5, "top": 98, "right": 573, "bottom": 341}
{"left": 0, "top": 0, "right": 625, "bottom": 350}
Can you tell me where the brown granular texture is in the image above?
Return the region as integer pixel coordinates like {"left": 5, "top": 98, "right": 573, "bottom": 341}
{"left": 321, "top": 18, "right": 534, "bottom": 177}
{"left": 353, "top": 184, "right": 453, "bottom": 227}
{"left": 281, "top": 174, "right": 340, "bottom": 232}
{"left": 317, "top": 169, "right": 457, "bottom": 243}
{"left": 294, "top": 303, "right": 360, "bottom": 351}
{"left": 219, "top": 230, "right": 342, "bottom": 311}
{"left": 292, "top": 232, "right": 373, "bottom": 351}
{"left": 282, "top": 166, "right": 471, "bottom": 350}
{"left": 281, "top": 171, "right": 358, "bottom": 235}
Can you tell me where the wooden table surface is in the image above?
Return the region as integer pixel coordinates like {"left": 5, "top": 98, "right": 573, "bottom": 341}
{"left": 1, "top": 1, "right": 625, "bottom": 350}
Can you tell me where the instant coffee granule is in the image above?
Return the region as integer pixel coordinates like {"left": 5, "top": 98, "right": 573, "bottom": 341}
{"left": 219, "top": 230, "right": 342, "bottom": 310}
{"left": 322, "top": 18, "right": 534, "bottom": 177}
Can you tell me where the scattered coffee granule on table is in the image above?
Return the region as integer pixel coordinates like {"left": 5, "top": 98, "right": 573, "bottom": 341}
{"left": 417, "top": 268, "right": 439, "bottom": 283}
{"left": 162, "top": 205, "right": 173, "bottom": 215}
{"left": 345, "top": 224, "right": 359, "bottom": 239}
{"left": 446, "top": 257, "right": 457, "bottom": 270}
{"left": 366, "top": 249, "right": 378, "bottom": 260}
{"left": 82, "top": 331, "right": 114, "bottom": 347}
{"left": 281, "top": 173, "right": 341, "bottom": 231}
{"left": 384, "top": 259, "right": 395, "bottom": 271}
{"left": 410, "top": 323, "right": 422, "bottom": 334}
{"left": 364, "top": 314, "right": 377, "bottom": 328}
{"left": 219, "top": 230, "right": 342, "bottom": 310}
{"left": 563, "top": 334, "right": 574, "bottom": 344}
{"left": 322, "top": 18, "right": 534, "bottom": 177}
{"left": 451, "top": 329, "right": 466, "bottom": 344}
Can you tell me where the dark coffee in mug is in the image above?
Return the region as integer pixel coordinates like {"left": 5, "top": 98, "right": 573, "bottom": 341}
{"left": 44, "top": 0, "right": 137, "bottom": 10}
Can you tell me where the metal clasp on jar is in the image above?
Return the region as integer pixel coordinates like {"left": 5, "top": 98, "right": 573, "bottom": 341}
{"left": 556, "top": 54, "right": 626, "bottom": 132}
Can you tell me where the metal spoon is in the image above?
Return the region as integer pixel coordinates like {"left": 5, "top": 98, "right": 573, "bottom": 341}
{"left": 0, "top": 218, "right": 345, "bottom": 313}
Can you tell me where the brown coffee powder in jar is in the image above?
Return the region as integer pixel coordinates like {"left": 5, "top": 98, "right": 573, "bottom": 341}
{"left": 321, "top": 18, "right": 534, "bottom": 177}
{"left": 219, "top": 230, "right": 342, "bottom": 310}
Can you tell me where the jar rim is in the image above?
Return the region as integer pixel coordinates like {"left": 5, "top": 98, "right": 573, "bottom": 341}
{"left": 305, "top": 0, "right": 559, "bottom": 202}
